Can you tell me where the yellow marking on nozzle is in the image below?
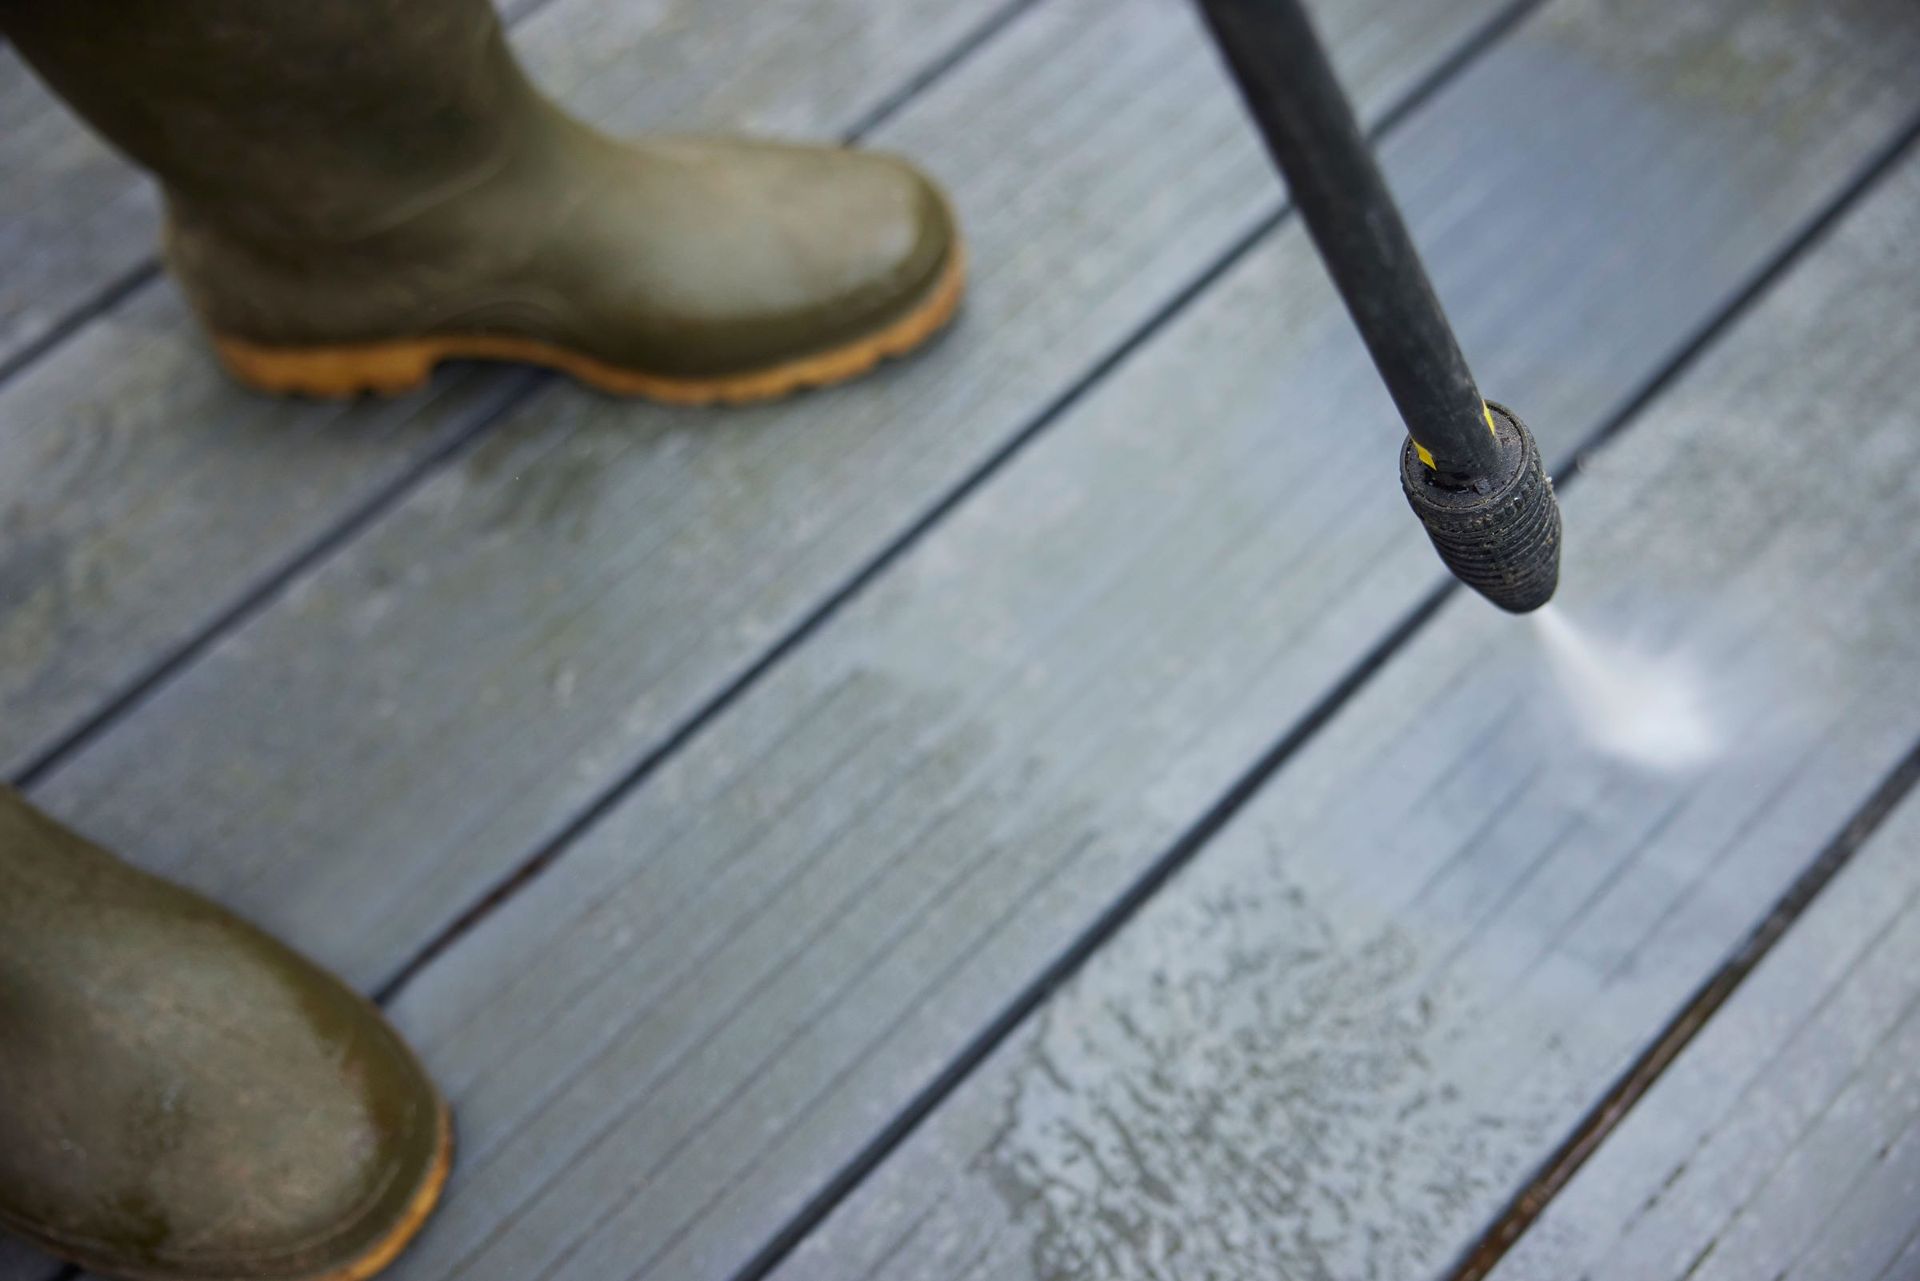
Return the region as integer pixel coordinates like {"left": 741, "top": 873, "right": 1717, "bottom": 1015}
{"left": 1414, "top": 404, "right": 1497, "bottom": 471}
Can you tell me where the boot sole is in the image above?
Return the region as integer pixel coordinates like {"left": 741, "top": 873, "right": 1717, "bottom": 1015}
{"left": 212, "top": 241, "right": 966, "bottom": 404}
{"left": 325, "top": 1096, "right": 454, "bottom": 1281}
{"left": 6, "top": 1078, "right": 453, "bottom": 1281}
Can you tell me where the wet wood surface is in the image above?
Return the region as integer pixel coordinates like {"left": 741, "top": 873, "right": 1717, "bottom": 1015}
{"left": 771, "top": 142, "right": 1920, "bottom": 1281}
{"left": 1488, "top": 787, "right": 1920, "bottom": 1281}
{"left": 377, "top": 0, "right": 1920, "bottom": 1277}
{"left": 18, "top": 0, "right": 1504, "bottom": 982}
{"left": 0, "top": 42, "right": 155, "bottom": 374}
{"left": 0, "top": 0, "right": 1011, "bottom": 777}
{"left": 3, "top": 0, "right": 1920, "bottom": 1278}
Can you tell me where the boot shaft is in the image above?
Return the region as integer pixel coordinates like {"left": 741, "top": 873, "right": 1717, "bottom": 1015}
{"left": 1, "top": 0, "right": 545, "bottom": 244}
{"left": 2, "top": 0, "right": 965, "bottom": 398}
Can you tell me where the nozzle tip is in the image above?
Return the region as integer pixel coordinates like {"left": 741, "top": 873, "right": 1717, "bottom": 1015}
{"left": 1401, "top": 402, "right": 1561, "bottom": 613}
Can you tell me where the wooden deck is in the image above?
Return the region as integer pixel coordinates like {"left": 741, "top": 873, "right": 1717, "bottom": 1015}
{"left": 4, "top": 0, "right": 1920, "bottom": 1277}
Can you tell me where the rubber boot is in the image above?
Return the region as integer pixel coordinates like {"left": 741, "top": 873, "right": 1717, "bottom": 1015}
{"left": 0, "top": 789, "right": 450, "bottom": 1281}
{"left": 0, "top": 0, "right": 964, "bottom": 403}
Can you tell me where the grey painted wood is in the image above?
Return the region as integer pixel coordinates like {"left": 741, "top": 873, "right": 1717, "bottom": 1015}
{"left": 0, "top": 1, "right": 1008, "bottom": 1277}
{"left": 1488, "top": 787, "right": 1920, "bottom": 1281}
{"left": 294, "top": 3, "right": 1920, "bottom": 1281}
{"left": 0, "top": 1244, "right": 46, "bottom": 1281}
{"left": 0, "top": 0, "right": 1011, "bottom": 777}
{"left": 0, "top": 0, "right": 1486, "bottom": 1273}
{"left": 0, "top": 291, "right": 529, "bottom": 780}
{"left": 23, "top": 0, "right": 1510, "bottom": 981}
{"left": 769, "top": 143, "right": 1920, "bottom": 1281}
{"left": 0, "top": 45, "right": 153, "bottom": 370}
{"left": 7, "top": 6, "right": 1916, "bottom": 1281}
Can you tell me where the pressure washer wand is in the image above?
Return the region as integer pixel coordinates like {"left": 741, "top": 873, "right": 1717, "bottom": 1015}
{"left": 1195, "top": 0, "right": 1561, "bottom": 612}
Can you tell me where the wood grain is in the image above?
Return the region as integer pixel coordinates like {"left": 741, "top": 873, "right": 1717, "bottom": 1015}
{"left": 1489, "top": 789, "right": 1920, "bottom": 1281}
{"left": 0, "top": 43, "right": 152, "bottom": 371}
{"left": 0, "top": 0, "right": 1011, "bottom": 777}
{"left": 771, "top": 140, "right": 1920, "bottom": 1281}
{"left": 5, "top": 1, "right": 1917, "bottom": 1280}
{"left": 25, "top": 0, "right": 1507, "bottom": 981}
{"left": 318, "top": 2, "right": 1920, "bottom": 1280}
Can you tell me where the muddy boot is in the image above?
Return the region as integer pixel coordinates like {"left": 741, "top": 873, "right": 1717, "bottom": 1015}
{"left": 1, "top": 0, "right": 964, "bottom": 404}
{"left": 0, "top": 789, "right": 450, "bottom": 1281}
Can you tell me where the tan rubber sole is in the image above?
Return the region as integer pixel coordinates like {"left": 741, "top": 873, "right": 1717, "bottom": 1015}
{"left": 213, "top": 242, "right": 967, "bottom": 405}
{"left": 10, "top": 1096, "right": 453, "bottom": 1281}
{"left": 328, "top": 1099, "right": 454, "bottom": 1281}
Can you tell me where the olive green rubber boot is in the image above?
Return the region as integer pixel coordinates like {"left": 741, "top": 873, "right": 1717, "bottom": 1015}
{"left": 0, "top": 789, "right": 451, "bottom": 1281}
{"left": 1, "top": 0, "right": 964, "bottom": 403}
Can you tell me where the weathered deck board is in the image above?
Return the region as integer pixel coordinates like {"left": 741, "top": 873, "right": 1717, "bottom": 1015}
{"left": 0, "top": 45, "right": 153, "bottom": 372}
{"left": 0, "top": 0, "right": 1008, "bottom": 779}
{"left": 293, "top": 3, "right": 1920, "bottom": 1281}
{"left": 1, "top": 6, "right": 1002, "bottom": 1271}
{"left": 1487, "top": 785, "right": 1920, "bottom": 1281}
{"left": 24, "top": 0, "right": 1510, "bottom": 980}
{"left": 0, "top": 1244, "right": 44, "bottom": 1281}
{"left": 770, "top": 141, "right": 1920, "bottom": 1281}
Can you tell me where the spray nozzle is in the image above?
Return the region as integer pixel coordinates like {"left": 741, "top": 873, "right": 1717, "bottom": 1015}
{"left": 1401, "top": 402, "right": 1561, "bottom": 613}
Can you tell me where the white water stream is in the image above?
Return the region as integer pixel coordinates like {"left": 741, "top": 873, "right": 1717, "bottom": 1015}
{"left": 1531, "top": 604, "right": 1721, "bottom": 772}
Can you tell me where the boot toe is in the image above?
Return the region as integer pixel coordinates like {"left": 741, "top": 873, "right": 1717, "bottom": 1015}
{"left": 597, "top": 137, "right": 964, "bottom": 381}
{"left": 794, "top": 147, "right": 958, "bottom": 340}
{"left": 0, "top": 804, "right": 449, "bottom": 1281}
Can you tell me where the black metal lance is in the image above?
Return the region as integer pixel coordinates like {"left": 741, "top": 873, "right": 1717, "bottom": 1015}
{"left": 1195, "top": 0, "right": 1561, "bottom": 612}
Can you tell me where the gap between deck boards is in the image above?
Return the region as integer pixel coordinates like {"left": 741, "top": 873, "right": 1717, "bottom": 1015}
{"left": 9, "top": 0, "right": 1549, "bottom": 1274}
{"left": 1484, "top": 776, "right": 1920, "bottom": 1281}
{"left": 4, "top": 0, "right": 1043, "bottom": 791}
{"left": 1, "top": 2, "right": 1040, "bottom": 1279}
{"left": 358, "top": 1, "right": 1920, "bottom": 1277}
{"left": 1451, "top": 732, "right": 1920, "bottom": 1281}
{"left": 1443, "top": 114, "right": 1920, "bottom": 1281}
{"left": 11, "top": 0, "right": 1920, "bottom": 1278}
{"left": 11, "top": 0, "right": 1525, "bottom": 991}
{"left": 739, "top": 106, "right": 1920, "bottom": 1281}
{"left": 374, "top": 0, "right": 1549, "bottom": 1006}
{"left": 764, "top": 110, "right": 1920, "bottom": 1281}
